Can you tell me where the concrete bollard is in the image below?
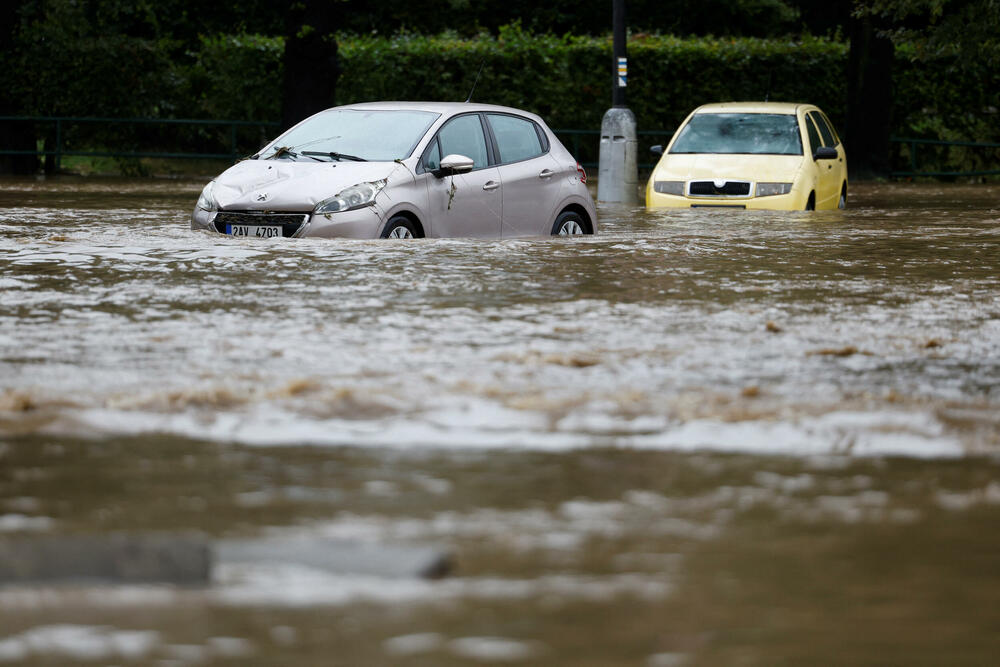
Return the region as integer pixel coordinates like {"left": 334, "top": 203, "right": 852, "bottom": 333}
{"left": 0, "top": 534, "right": 211, "bottom": 585}
{"left": 0, "top": 535, "right": 452, "bottom": 585}
{"left": 215, "top": 538, "right": 453, "bottom": 580}
{"left": 597, "top": 107, "right": 639, "bottom": 204}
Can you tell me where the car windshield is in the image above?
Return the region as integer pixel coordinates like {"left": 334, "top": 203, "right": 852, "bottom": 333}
{"left": 260, "top": 109, "right": 439, "bottom": 161}
{"left": 669, "top": 113, "right": 802, "bottom": 155}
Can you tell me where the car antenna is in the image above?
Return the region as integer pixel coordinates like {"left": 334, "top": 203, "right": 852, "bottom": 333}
{"left": 465, "top": 60, "right": 486, "bottom": 103}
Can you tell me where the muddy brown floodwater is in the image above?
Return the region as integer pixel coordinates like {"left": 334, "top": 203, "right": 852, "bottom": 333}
{"left": 1, "top": 177, "right": 999, "bottom": 665}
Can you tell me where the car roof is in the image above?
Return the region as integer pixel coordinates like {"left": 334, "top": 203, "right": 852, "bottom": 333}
{"left": 334, "top": 101, "right": 545, "bottom": 121}
{"left": 692, "top": 102, "right": 813, "bottom": 114}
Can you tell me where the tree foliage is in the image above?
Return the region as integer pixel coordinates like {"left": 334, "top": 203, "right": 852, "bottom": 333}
{"left": 335, "top": 28, "right": 847, "bottom": 136}
{"left": 335, "top": 0, "right": 803, "bottom": 38}
{"left": 1, "top": 0, "right": 997, "bottom": 176}
{"left": 854, "top": 0, "right": 1000, "bottom": 65}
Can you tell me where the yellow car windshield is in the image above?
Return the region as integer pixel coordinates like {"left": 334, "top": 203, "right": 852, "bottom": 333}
{"left": 670, "top": 113, "right": 802, "bottom": 156}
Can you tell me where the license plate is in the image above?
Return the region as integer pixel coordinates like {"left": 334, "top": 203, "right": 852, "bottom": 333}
{"left": 227, "top": 224, "right": 282, "bottom": 238}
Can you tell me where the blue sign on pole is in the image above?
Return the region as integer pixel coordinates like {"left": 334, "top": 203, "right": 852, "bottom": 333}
{"left": 617, "top": 57, "right": 628, "bottom": 87}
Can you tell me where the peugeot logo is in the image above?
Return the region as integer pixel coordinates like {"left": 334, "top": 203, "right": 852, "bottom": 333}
{"left": 256, "top": 192, "right": 269, "bottom": 202}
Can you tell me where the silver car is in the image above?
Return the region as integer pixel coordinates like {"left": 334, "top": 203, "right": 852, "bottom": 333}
{"left": 192, "top": 102, "right": 596, "bottom": 239}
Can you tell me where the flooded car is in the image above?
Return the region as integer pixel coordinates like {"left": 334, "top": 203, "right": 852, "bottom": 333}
{"left": 192, "top": 102, "right": 596, "bottom": 239}
{"left": 645, "top": 102, "right": 848, "bottom": 211}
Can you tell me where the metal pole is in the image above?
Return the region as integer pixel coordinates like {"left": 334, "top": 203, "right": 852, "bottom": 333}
{"left": 612, "top": 0, "right": 626, "bottom": 108}
{"left": 55, "top": 118, "right": 62, "bottom": 172}
{"left": 597, "top": 0, "right": 639, "bottom": 203}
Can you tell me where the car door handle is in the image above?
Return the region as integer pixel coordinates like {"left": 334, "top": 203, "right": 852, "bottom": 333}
{"left": 483, "top": 181, "right": 500, "bottom": 191}
{"left": 538, "top": 169, "right": 555, "bottom": 179}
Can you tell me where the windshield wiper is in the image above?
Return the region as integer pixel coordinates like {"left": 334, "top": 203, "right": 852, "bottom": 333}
{"left": 264, "top": 146, "right": 326, "bottom": 162}
{"left": 301, "top": 151, "right": 367, "bottom": 162}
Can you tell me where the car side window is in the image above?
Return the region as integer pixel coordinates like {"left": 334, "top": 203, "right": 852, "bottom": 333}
{"left": 486, "top": 114, "right": 544, "bottom": 163}
{"left": 817, "top": 111, "right": 841, "bottom": 146}
{"left": 436, "top": 114, "right": 489, "bottom": 170}
{"left": 424, "top": 139, "right": 441, "bottom": 171}
{"left": 809, "top": 111, "right": 836, "bottom": 148}
{"left": 804, "top": 116, "right": 822, "bottom": 156}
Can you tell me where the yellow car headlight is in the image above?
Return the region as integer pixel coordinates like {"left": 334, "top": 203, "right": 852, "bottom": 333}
{"left": 755, "top": 182, "right": 793, "bottom": 197}
{"left": 653, "top": 180, "right": 685, "bottom": 196}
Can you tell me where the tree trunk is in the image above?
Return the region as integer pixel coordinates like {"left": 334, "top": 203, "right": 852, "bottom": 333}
{"left": 0, "top": 0, "right": 37, "bottom": 175}
{"left": 0, "top": 121, "right": 38, "bottom": 176}
{"left": 281, "top": 0, "right": 340, "bottom": 132}
{"left": 846, "top": 12, "right": 894, "bottom": 179}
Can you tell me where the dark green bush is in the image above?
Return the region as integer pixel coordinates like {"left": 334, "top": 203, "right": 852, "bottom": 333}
{"left": 6, "top": 20, "right": 997, "bottom": 174}
{"left": 892, "top": 43, "right": 1000, "bottom": 174}
{"left": 336, "top": 29, "right": 848, "bottom": 136}
{"left": 185, "top": 33, "right": 285, "bottom": 121}
{"left": 334, "top": 28, "right": 998, "bottom": 172}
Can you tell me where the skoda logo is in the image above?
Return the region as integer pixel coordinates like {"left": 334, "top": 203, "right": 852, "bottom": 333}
{"left": 256, "top": 192, "right": 269, "bottom": 202}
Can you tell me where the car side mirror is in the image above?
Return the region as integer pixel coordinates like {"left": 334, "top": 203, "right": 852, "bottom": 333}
{"left": 434, "top": 154, "right": 475, "bottom": 178}
{"left": 813, "top": 146, "right": 838, "bottom": 161}
{"left": 650, "top": 145, "right": 664, "bottom": 155}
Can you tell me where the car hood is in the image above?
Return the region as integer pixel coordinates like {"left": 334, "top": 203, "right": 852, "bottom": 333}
{"left": 654, "top": 153, "right": 803, "bottom": 182}
{"left": 212, "top": 159, "right": 400, "bottom": 211}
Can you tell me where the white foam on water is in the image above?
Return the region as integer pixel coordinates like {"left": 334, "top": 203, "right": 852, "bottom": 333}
{"left": 383, "top": 632, "right": 445, "bottom": 656}
{"left": 42, "top": 400, "right": 966, "bottom": 459}
{"left": 448, "top": 636, "right": 541, "bottom": 662}
{"left": 0, "top": 514, "right": 55, "bottom": 532}
{"left": 211, "top": 564, "right": 672, "bottom": 608}
{"left": 0, "top": 566, "right": 672, "bottom": 612}
{"left": 0, "top": 625, "right": 160, "bottom": 663}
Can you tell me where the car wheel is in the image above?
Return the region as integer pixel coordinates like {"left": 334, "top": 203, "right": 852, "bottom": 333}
{"left": 805, "top": 193, "right": 816, "bottom": 211}
{"left": 381, "top": 216, "right": 417, "bottom": 239}
{"left": 551, "top": 211, "right": 588, "bottom": 236}
{"left": 838, "top": 187, "right": 847, "bottom": 209}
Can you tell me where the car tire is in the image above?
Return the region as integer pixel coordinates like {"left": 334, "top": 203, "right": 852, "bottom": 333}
{"left": 380, "top": 216, "right": 418, "bottom": 239}
{"left": 805, "top": 193, "right": 816, "bottom": 211}
{"left": 838, "top": 187, "right": 847, "bottom": 209}
{"left": 551, "top": 211, "right": 588, "bottom": 236}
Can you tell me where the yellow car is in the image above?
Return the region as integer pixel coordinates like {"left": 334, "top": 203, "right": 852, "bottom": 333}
{"left": 645, "top": 102, "right": 847, "bottom": 211}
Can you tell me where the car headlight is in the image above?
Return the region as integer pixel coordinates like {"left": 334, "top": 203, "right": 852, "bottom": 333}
{"left": 755, "top": 182, "right": 793, "bottom": 197}
{"left": 653, "top": 180, "right": 685, "bottom": 196}
{"left": 196, "top": 182, "right": 218, "bottom": 211}
{"left": 314, "top": 180, "right": 387, "bottom": 214}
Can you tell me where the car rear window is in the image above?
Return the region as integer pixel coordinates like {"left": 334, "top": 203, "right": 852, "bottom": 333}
{"left": 486, "top": 114, "right": 545, "bottom": 163}
{"left": 669, "top": 113, "right": 803, "bottom": 155}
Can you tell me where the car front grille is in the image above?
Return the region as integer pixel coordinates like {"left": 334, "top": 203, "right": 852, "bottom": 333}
{"left": 213, "top": 211, "right": 309, "bottom": 237}
{"left": 688, "top": 181, "right": 751, "bottom": 197}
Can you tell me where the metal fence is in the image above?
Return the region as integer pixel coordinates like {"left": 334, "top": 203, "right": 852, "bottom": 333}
{"left": 890, "top": 137, "right": 1000, "bottom": 178}
{"left": 1, "top": 116, "right": 998, "bottom": 178}
{"left": 0, "top": 116, "right": 280, "bottom": 170}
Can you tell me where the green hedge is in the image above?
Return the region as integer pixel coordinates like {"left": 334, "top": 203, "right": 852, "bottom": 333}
{"left": 337, "top": 28, "right": 849, "bottom": 138}
{"left": 185, "top": 34, "right": 285, "bottom": 122}
{"left": 333, "top": 28, "right": 999, "bottom": 171}
{"left": 7, "top": 25, "right": 997, "bottom": 172}
{"left": 15, "top": 26, "right": 997, "bottom": 145}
